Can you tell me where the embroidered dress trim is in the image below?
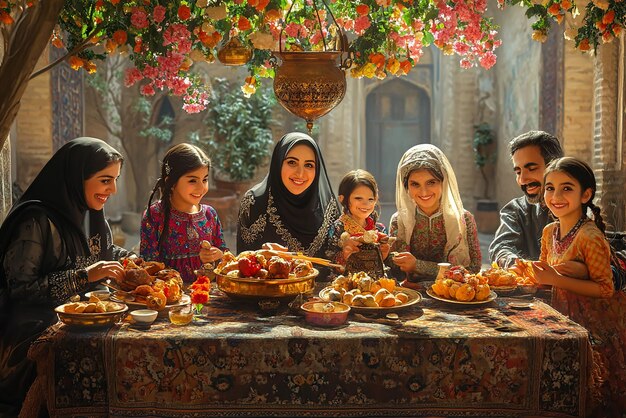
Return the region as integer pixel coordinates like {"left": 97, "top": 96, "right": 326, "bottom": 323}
{"left": 552, "top": 217, "right": 589, "bottom": 257}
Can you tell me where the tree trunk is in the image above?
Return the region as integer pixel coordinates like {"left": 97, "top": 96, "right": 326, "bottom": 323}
{"left": 0, "top": 0, "right": 65, "bottom": 149}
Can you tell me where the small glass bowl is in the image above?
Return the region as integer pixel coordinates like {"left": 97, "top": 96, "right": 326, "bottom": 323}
{"left": 168, "top": 305, "right": 194, "bottom": 326}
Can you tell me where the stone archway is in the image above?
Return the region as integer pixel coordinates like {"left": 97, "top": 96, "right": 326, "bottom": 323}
{"left": 365, "top": 78, "right": 431, "bottom": 224}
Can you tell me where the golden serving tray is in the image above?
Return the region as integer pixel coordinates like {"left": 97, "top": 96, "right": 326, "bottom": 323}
{"left": 55, "top": 302, "right": 128, "bottom": 328}
{"left": 215, "top": 269, "right": 318, "bottom": 300}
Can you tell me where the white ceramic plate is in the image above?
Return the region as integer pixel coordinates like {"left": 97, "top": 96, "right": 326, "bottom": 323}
{"left": 426, "top": 288, "right": 497, "bottom": 305}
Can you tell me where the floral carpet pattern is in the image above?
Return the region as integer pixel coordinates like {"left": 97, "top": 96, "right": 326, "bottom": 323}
{"left": 30, "top": 293, "right": 590, "bottom": 417}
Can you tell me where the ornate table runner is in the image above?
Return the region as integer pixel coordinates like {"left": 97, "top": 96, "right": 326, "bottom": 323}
{"left": 30, "top": 296, "right": 589, "bottom": 417}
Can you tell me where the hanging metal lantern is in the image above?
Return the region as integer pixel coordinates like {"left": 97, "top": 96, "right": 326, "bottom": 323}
{"left": 272, "top": 0, "right": 351, "bottom": 133}
{"left": 217, "top": 37, "right": 253, "bottom": 66}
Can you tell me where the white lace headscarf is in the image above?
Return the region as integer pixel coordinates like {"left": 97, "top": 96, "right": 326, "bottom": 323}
{"left": 394, "top": 144, "right": 470, "bottom": 266}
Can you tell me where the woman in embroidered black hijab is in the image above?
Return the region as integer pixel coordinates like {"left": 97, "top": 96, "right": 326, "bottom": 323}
{"left": 237, "top": 132, "right": 340, "bottom": 261}
{"left": 0, "top": 137, "right": 128, "bottom": 417}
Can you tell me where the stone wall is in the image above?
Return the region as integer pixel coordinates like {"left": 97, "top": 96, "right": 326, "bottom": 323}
{"left": 562, "top": 44, "right": 594, "bottom": 160}
{"left": 14, "top": 48, "right": 53, "bottom": 192}
{"left": 491, "top": 6, "right": 542, "bottom": 208}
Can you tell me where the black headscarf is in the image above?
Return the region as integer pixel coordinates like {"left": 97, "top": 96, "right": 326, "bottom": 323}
{"left": 0, "top": 137, "right": 123, "bottom": 265}
{"left": 239, "top": 132, "right": 340, "bottom": 253}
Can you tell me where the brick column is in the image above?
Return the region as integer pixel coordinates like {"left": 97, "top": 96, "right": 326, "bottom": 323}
{"left": 592, "top": 42, "right": 626, "bottom": 231}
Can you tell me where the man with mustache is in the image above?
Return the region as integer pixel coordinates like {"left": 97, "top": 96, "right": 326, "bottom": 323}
{"left": 489, "top": 131, "right": 563, "bottom": 270}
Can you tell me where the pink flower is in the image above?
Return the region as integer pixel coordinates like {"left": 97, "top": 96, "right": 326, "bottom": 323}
{"left": 375, "top": 0, "right": 392, "bottom": 6}
{"left": 124, "top": 67, "right": 143, "bottom": 87}
{"left": 460, "top": 58, "right": 472, "bottom": 69}
{"left": 142, "top": 65, "right": 158, "bottom": 79}
{"left": 285, "top": 22, "right": 305, "bottom": 38}
{"left": 131, "top": 7, "right": 149, "bottom": 29}
{"left": 354, "top": 16, "right": 371, "bottom": 35}
{"left": 479, "top": 51, "right": 497, "bottom": 70}
{"left": 140, "top": 83, "right": 156, "bottom": 96}
{"left": 153, "top": 5, "right": 166, "bottom": 24}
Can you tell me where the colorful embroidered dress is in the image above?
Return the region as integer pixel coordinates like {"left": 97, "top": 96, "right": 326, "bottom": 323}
{"left": 140, "top": 201, "right": 227, "bottom": 283}
{"left": 389, "top": 208, "right": 482, "bottom": 280}
{"left": 540, "top": 219, "right": 626, "bottom": 414}
{"left": 328, "top": 214, "right": 387, "bottom": 265}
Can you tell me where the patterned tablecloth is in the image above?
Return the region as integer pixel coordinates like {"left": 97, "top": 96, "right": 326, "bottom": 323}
{"left": 29, "top": 291, "right": 591, "bottom": 418}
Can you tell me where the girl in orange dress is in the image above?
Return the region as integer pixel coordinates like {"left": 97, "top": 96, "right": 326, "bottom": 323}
{"left": 530, "top": 157, "right": 626, "bottom": 416}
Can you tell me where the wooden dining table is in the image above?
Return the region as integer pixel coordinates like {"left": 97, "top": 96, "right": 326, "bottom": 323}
{"left": 27, "top": 289, "right": 591, "bottom": 417}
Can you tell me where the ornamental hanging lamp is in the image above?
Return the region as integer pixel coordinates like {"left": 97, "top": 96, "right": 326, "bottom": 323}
{"left": 272, "top": 0, "right": 352, "bottom": 134}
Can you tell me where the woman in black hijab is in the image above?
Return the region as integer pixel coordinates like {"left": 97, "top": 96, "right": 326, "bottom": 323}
{"left": 237, "top": 132, "right": 340, "bottom": 262}
{"left": 0, "top": 137, "right": 128, "bottom": 417}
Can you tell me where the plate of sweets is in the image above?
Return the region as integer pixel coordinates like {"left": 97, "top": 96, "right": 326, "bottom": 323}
{"left": 478, "top": 263, "right": 518, "bottom": 295}
{"left": 55, "top": 294, "right": 128, "bottom": 328}
{"left": 109, "top": 257, "right": 187, "bottom": 315}
{"left": 428, "top": 265, "right": 496, "bottom": 305}
{"left": 213, "top": 250, "right": 319, "bottom": 300}
{"left": 319, "top": 271, "right": 422, "bottom": 313}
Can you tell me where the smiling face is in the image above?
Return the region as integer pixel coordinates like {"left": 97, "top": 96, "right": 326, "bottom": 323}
{"left": 512, "top": 145, "right": 546, "bottom": 204}
{"left": 544, "top": 170, "right": 592, "bottom": 225}
{"left": 342, "top": 184, "right": 377, "bottom": 225}
{"left": 170, "top": 166, "right": 209, "bottom": 213}
{"left": 407, "top": 169, "right": 442, "bottom": 216}
{"left": 281, "top": 144, "right": 316, "bottom": 195}
{"left": 83, "top": 162, "right": 122, "bottom": 211}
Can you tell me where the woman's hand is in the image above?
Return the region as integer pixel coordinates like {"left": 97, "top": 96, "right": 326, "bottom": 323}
{"left": 200, "top": 240, "right": 223, "bottom": 263}
{"left": 85, "top": 260, "right": 124, "bottom": 283}
{"left": 531, "top": 260, "right": 560, "bottom": 286}
{"left": 392, "top": 252, "right": 417, "bottom": 273}
{"left": 342, "top": 238, "right": 362, "bottom": 261}
{"left": 262, "top": 242, "right": 289, "bottom": 252}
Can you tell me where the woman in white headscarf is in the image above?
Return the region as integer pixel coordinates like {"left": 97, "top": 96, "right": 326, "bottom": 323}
{"left": 389, "top": 144, "right": 481, "bottom": 283}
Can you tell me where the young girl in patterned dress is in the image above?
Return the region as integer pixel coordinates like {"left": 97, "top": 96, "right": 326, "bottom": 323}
{"left": 530, "top": 157, "right": 626, "bottom": 415}
{"left": 140, "top": 143, "right": 227, "bottom": 283}
{"left": 328, "top": 169, "right": 390, "bottom": 266}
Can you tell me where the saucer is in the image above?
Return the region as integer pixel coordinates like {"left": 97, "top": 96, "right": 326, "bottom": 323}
{"left": 508, "top": 302, "right": 534, "bottom": 310}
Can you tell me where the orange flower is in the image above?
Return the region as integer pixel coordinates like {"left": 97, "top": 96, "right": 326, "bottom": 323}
{"left": 238, "top": 16, "right": 251, "bottom": 31}
{"left": 84, "top": 61, "right": 97, "bottom": 74}
{"left": 134, "top": 37, "right": 143, "bottom": 53}
{"left": 178, "top": 4, "right": 191, "bottom": 20}
{"left": 578, "top": 38, "right": 591, "bottom": 51}
{"left": 110, "top": 0, "right": 121, "bottom": 5}
{"left": 51, "top": 35, "right": 64, "bottom": 49}
{"left": 602, "top": 10, "right": 615, "bottom": 25}
{"left": 399, "top": 60, "right": 412, "bottom": 75}
{"left": 547, "top": 3, "right": 561, "bottom": 16}
{"left": 560, "top": 0, "right": 572, "bottom": 8}
{"left": 105, "top": 39, "right": 117, "bottom": 53}
{"left": 369, "top": 52, "right": 385, "bottom": 69}
{"left": 356, "top": 4, "right": 370, "bottom": 16}
{"left": 191, "top": 290, "right": 209, "bottom": 305}
{"left": 68, "top": 56, "right": 84, "bottom": 70}
{"left": 112, "top": 29, "right": 127, "bottom": 45}
{"left": 613, "top": 24, "right": 623, "bottom": 36}
{"left": 265, "top": 9, "right": 281, "bottom": 22}
{"left": 0, "top": 11, "right": 14, "bottom": 25}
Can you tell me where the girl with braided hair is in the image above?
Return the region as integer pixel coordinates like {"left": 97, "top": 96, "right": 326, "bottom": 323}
{"left": 140, "top": 143, "right": 227, "bottom": 283}
{"left": 530, "top": 157, "right": 626, "bottom": 415}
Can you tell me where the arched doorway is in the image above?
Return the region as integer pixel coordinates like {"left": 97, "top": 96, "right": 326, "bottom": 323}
{"left": 365, "top": 79, "right": 431, "bottom": 224}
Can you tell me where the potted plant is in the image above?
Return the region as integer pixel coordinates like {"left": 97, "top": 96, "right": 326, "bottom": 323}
{"left": 190, "top": 78, "right": 276, "bottom": 231}
{"left": 472, "top": 122, "right": 499, "bottom": 233}
{"left": 191, "top": 77, "right": 276, "bottom": 192}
